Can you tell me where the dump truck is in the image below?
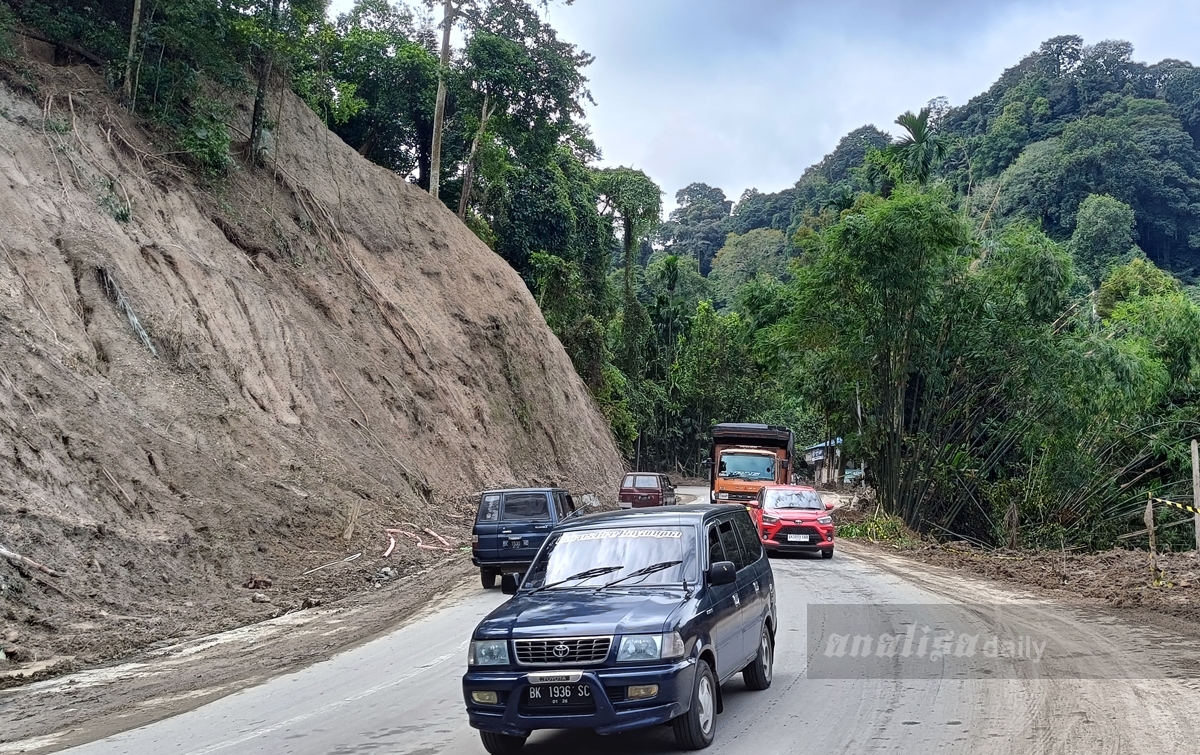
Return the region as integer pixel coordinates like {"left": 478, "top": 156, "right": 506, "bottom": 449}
{"left": 707, "top": 423, "right": 795, "bottom": 504}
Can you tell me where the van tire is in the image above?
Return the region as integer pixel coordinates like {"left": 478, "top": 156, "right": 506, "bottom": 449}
{"left": 673, "top": 660, "right": 717, "bottom": 749}
{"left": 479, "top": 731, "right": 526, "bottom": 755}
{"left": 480, "top": 569, "right": 497, "bottom": 589}
{"left": 742, "top": 625, "right": 773, "bottom": 690}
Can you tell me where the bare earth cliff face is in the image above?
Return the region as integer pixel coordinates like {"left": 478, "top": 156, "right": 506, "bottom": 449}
{"left": 0, "top": 55, "right": 623, "bottom": 672}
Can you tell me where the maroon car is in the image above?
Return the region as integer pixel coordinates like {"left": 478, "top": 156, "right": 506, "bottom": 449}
{"left": 618, "top": 473, "right": 678, "bottom": 508}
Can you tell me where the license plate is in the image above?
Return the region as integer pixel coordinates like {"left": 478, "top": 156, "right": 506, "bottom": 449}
{"left": 525, "top": 683, "right": 594, "bottom": 708}
{"left": 787, "top": 534, "right": 810, "bottom": 542}
{"left": 506, "top": 539, "right": 526, "bottom": 549}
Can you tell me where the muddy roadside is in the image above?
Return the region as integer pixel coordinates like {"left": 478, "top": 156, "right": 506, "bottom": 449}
{"left": 838, "top": 537, "right": 1200, "bottom": 641}
{"left": 0, "top": 555, "right": 475, "bottom": 753}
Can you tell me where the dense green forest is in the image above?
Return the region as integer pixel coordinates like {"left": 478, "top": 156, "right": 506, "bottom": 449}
{"left": 5, "top": 5, "right": 1200, "bottom": 551}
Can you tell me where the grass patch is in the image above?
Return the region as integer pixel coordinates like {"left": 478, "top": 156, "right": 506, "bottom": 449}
{"left": 837, "top": 512, "right": 921, "bottom": 547}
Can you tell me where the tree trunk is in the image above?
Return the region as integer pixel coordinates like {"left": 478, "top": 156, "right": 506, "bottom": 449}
{"left": 458, "top": 92, "right": 492, "bottom": 220}
{"left": 429, "top": 0, "right": 454, "bottom": 200}
{"left": 247, "top": 0, "right": 281, "bottom": 164}
{"left": 123, "top": 0, "right": 144, "bottom": 103}
{"left": 358, "top": 124, "right": 380, "bottom": 159}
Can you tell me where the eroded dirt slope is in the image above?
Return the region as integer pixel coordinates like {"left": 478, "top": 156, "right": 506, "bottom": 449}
{"left": 0, "top": 53, "right": 623, "bottom": 675}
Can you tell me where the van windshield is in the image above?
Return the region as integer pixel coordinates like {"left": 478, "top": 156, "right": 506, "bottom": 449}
{"left": 719, "top": 452, "right": 776, "bottom": 480}
{"left": 523, "top": 527, "right": 699, "bottom": 589}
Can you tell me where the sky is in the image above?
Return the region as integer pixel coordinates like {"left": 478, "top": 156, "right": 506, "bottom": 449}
{"left": 329, "top": 0, "right": 1200, "bottom": 213}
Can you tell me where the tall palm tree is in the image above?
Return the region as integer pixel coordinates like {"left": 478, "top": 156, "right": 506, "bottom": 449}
{"left": 887, "top": 107, "right": 948, "bottom": 185}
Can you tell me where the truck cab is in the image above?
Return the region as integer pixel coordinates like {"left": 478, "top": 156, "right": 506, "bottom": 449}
{"left": 707, "top": 423, "right": 795, "bottom": 506}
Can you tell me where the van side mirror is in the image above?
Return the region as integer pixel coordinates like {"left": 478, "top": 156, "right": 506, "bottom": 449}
{"left": 501, "top": 573, "right": 521, "bottom": 595}
{"left": 707, "top": 561, "right": 736, "bottom": 586}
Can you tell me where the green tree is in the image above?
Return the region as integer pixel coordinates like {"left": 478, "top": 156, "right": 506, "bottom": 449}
{"left": 708, "top": 229, "right": 790, "bottom": 306}
{"left": 322, "top": 1, "right": 438, "bottom": 180}
{"left": 455, "top": 1, "right": 592, "bottom": 218}
{"left": 658, "top": 183, "right": 732, "bottom": 275}
{"left": 1070, "top": 194, "right": 1138, "bottom": 286}
{"left": 1097, "top": 257, "right": 1181, "bottom": 318}
{"left": 885, "top": 107, "right": 949, "bottom": 185}
{"left": 240, "top": 0, "right": 329, "bottom": 162}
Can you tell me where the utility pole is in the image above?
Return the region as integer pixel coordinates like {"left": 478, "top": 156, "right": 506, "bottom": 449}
{"left": 429, "top": 0, "right": 454, "bottom": 200}
{"left": 1191, "top": 439, "right": 1200, "bottom": 552}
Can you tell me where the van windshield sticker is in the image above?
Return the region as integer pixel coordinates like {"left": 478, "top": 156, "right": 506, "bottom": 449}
{"left": 559, "top": 529, "right": 682, "bottom": 543}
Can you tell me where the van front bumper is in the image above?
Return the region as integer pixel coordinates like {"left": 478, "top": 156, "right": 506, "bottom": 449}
{"left": 463, "top": 658, "right": 696, "bottom": 737}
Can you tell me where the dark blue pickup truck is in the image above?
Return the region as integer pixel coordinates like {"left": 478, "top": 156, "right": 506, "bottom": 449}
{"left": 462, "top": 505, "right": 777, "bottom": 752}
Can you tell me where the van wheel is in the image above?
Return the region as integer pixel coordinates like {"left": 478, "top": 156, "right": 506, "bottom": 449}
{"left": 479, "top": 731, "right": 526, "bottom": 755}
{"left": 743, "top": 625, "right": 773, "bottom": 690}
{"left": 480, "top": 569, "right": 497, "bottom": 589}
{"left": 673, "top": 660, "right": 716, "bottom": 749}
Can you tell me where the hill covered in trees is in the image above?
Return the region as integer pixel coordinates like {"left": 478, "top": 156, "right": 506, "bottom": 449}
{"left": 620, "top": 35, "right": 1200, "bottom": 551}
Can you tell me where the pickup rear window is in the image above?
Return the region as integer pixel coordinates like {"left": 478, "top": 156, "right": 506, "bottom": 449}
{"left": 503, "top": 492, "right": 550, "bottom": 520}
{"left": 477, "top": 494, "right": 501, "bottom": 522}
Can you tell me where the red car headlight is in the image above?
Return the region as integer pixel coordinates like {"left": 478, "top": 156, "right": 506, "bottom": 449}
{"left": 817, "top": 516, "right": 832, "bottom": 525}
{"left": 762, "top": 515, "right": 780, "bottom": 525}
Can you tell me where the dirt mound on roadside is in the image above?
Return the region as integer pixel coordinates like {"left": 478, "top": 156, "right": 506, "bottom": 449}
{"left": 0, "top": 51, "right": 623, "bottom": 678}
{"left": 869, "top": 541, "right": 1200, "bottom": 626}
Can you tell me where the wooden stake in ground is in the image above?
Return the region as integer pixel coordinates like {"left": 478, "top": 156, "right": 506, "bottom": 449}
{"left": 1145, "top": 493, "right": 1161, "bottom": 585}
{"left": 1191, "top": 439, "right": 1200, "bottom": 553}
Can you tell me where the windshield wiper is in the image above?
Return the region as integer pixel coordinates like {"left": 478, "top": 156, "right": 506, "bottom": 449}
{"left": 594, "top": 560, "right": 683, "bottom": 590}
{"left": 529, "top": 565, "right": 623, "bottom": 593}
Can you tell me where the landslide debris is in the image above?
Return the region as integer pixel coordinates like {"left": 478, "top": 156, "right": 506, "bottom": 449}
{"left": 0, "top": 50, "right": 623, "bottom": 679}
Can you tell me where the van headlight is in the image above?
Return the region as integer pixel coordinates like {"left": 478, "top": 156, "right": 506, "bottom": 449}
{"left": 468, "top": 639, "right": 510, "bottom": 666}
{"left": 617, "top": 632, "right": 685, "bottom": 662}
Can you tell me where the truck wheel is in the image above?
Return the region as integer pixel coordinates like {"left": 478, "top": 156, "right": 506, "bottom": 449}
{"left": 480, "top": 569, "right": 497, "bottom": 589}
{"left": 673, "top": 660, "right": 716, "bottom": 749}
{"left": 479, "top": 731, "right": 526, "bottom": 755}
{"left": 742, "top": 625, "right": 773, "bottom": 690}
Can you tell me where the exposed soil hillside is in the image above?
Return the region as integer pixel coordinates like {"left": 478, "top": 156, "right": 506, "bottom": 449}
{"left": 0, "top": 46, "right": 624, "bottom": 678}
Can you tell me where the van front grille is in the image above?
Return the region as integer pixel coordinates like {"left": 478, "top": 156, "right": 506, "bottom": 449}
{"left": 514, "top": 636, "right": 612, "bottom": 666}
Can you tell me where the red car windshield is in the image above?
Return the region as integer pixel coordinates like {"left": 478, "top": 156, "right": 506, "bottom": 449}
{"left": 765, "top": 489, "right": 823, "bottom": 510}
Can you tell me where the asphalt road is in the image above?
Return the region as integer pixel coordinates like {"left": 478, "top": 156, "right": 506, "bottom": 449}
{"left": 54, "top": 516, "right": 1200, "bottom": 755}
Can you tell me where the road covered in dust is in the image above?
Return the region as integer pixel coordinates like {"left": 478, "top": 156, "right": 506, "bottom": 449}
{"left": 37, "top": 523, "right": 1200, "bottom": 755}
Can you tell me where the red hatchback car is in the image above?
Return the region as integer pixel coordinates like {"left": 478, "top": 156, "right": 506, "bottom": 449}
{"left": 750, "top": 485, "right": 835, "bottom": 558}
{"left": 617, "top": 473, "right": 678, "bottom": 508}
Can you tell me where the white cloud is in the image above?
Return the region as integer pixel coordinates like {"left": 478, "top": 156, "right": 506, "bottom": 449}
{"left": 329, "top": 0, "right": 1200, "bottom": 212}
